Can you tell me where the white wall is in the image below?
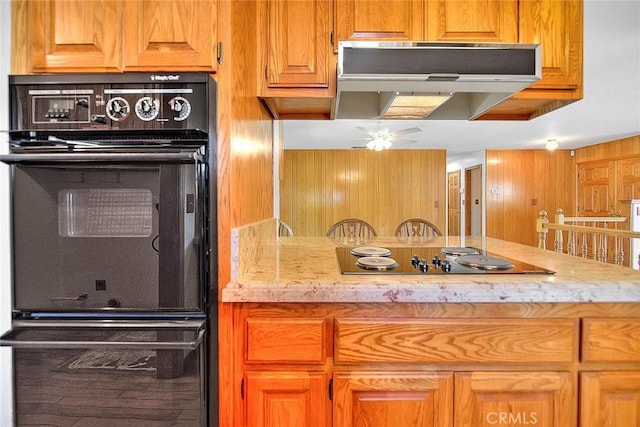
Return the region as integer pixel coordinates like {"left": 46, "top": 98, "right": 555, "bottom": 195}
{"left": 0, "top": 0, "right": 12, "bottom": 424}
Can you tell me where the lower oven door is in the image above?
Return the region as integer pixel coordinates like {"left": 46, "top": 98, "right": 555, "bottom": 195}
{"left": 0, "top": 319, "right": 208, "bottom": 426}
{"left": 1, "top": 151, "right": 209, "bottom": 314}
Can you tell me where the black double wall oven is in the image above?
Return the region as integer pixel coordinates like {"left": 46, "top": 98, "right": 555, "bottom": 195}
{"left": 0, "top": 73, "right": 217, "bottom": 426}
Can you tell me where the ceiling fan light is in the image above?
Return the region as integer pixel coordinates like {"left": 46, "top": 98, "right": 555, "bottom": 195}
{"left": 366, "top": 138, "right": 391, "bottom": 151}
{"left": 382, "top": 93, "right": 452, "bottom": 119}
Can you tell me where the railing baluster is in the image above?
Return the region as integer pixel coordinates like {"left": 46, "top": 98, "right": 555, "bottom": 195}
{"left": 536, "top": 210, "right": 640, "bottom": 268}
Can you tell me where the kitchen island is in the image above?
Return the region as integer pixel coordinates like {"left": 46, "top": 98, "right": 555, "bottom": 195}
{"left": 220, "top": 219, "right": 640, "bottom": 427}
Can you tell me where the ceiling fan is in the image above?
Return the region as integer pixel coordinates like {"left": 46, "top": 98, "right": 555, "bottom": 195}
{"left": 353, "top": 123, "right": 422, "bottom": 151}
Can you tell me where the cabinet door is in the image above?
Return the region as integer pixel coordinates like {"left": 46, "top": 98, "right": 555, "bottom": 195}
{"left": 581, "top": 371, "right": 640, "bottom": 427}
{"left": 123, "top": 0, "right": 217, "bottom": 71}
{"left": 519, "top": 0, "right": 582, "bottom": 89}
{"left": 426, "top": 0, "right": 518, "bottom": 42}
{"left": 333, "top": 372, "right": 453, "bottom": 427}
{"left": 455, "top": 372, "right": 574, "bottom": 427}
{"left": 19, "top": 0, "right": 122, "bottom": 73}
{"left": 334, "top": 0, "right": 424, "bottom": 49}
{"left": 261, "top": 0, "right": 331, "bottom": 89}
{"left": 245, "top": 371, "right": 330, "bottom": 427}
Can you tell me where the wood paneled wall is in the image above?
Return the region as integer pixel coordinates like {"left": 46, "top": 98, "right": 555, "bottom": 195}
{"left": 574, "top": 134, "right": 640, "bottom": 217}
{"left": 280, "top": 149, "right": 446, "bottom": 237}
{"left": 575, "top": 135, "right": 640, "bottom": 163}
{"left": 486, "top": 149, "right": 576, "bottom": 247}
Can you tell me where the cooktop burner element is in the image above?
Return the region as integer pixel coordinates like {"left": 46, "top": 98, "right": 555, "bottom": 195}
{"left": 355, "top": 256, "right": 399, "bottom": 271}
{"left": 351, "top": 246, "right": 392, "bottom": 257}
{"left": 336, "top": 246, "right": 555, "bottom": 275}
{"left": 441, "top": 247, "right": 480, "bottom": 256}
{"left": 455, "top": 255, "right": 515, "bottom": 271}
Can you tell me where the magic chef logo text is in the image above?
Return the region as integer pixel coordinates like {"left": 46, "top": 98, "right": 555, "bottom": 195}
{"left": 150, "top": 74, "right": 180, "bottom": 81}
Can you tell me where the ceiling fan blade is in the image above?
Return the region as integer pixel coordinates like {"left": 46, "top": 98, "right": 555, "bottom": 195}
{"left": 356, "top": 126, "right": 377, "bottom": 137}
{"left": 392, "top": 127, "right": 422, "bottom": 135}
{"left": 391, "top": 138, "right": 418, "bottom": 144}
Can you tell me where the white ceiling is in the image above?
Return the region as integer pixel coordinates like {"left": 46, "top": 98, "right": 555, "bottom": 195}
{"left": 282, "top": 0, "right": 640, "bottom": 154}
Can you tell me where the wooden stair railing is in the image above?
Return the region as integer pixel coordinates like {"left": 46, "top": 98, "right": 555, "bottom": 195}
{"left": 537, "top": 209, "right": 640, "bottom": 269}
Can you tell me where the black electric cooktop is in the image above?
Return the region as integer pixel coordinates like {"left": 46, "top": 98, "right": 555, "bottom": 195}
{"left": 336, "top": 246, "right": 556, "bottom": 275}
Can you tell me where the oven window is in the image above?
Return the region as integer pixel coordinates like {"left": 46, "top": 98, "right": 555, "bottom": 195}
{"left": 58, "top": 188, "right": 153, "bottom": 237}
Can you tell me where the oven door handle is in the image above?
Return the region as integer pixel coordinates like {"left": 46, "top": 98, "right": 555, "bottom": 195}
{"left": 0, "top": 152, "right": 203, "bottom": 164}
{"left": 0, "top": 327, "right": 205, "bottom": 350}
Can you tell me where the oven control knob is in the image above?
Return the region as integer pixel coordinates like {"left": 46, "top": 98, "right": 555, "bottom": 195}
{"left": 169, "top": 96, "right": 191, "bottom": 121}
{"left": 441, "top": 261, "right": 452, "bottom": 273}
{"left": 432, "top": 255, "right": 441, "bottom": 267}
{"left": 411, "top": 255, "right": 420, "bottom": 267}
{"left": 106, "top": 96, "right": 130, "bottom": 121}
{"left": 135, "top": 96, "right": 159, "bottom": 121}
{"left": 418, "top": 261, "right": 429, "bottom": 273}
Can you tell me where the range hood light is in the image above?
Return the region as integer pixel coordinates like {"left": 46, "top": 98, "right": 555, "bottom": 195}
{"left": 382, "top": 92, "right": 453, "bottom": 119}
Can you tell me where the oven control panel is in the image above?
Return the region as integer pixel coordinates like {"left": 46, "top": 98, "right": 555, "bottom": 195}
{"left": 10, "top": 73, "right": 212, "bottom": 131}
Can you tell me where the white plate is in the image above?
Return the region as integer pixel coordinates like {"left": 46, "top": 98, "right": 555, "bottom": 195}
{"left": 350, "top": 246, "right": 392, "bottom": 257}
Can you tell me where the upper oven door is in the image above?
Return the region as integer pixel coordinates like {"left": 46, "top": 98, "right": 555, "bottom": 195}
{"left": 2, "top": 151, "right": 209, "bottom": 314}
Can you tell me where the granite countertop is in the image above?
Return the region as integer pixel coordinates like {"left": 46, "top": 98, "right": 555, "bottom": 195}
{"left": 221, "top": 219, "right": 640, "bottom": 303}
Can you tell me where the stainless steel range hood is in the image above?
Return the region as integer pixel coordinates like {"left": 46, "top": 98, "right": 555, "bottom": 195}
{"left": 334, "top": 41, "right": 541, "bottom": 120}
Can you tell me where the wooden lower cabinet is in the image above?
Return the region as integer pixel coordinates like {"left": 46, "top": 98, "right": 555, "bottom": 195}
{"left": 333, "top": 372, "right": 453, "bottom": 427}
{"left": 232, "top": 304, "right": 640, "bottom": 427}
{"left": 455, "top": 371, "right": 574, "bottom": 427}
{"left": 245, "top": 371, "right": 330, "bottom": 427}
{"left": 580, "top": 371, "right": 640, "bottom": 427}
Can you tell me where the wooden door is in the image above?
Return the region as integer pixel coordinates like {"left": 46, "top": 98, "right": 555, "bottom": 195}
{"left": 19, "top": 0, "right": 122, "bottom": 73}
{"left": 448, "top": 170, "right": 460, "bottom": 236}
{"left": 333, "top": 372, "right": 453, "bottom": 427}
{"left": 455, "top": 372, "right": 574, "bottom": 427}
{"left": 577, "top": 161, "right": 613, "bottom": 216}
{"left": 426, "top": 0, "right": 518, "bottom": 42}
{"left": 617, "top": 157, "right": 640, "bottom": 204}
{"left": 519, "top": 0, "right": 583, "bottom": 90}
{"left": 260, "top": 0, "right": 331, "bottom": 89}
{"left": 123, "top": 0, "right": 217, "bottom": 71}
{"left": 581, "top": 371, "right": 640, "bottom": 427}
{"left": 245, "top": 371, "right": 329, "bottom": 427}
{"left": 334, "top": 0, "right": 424, "bottom": 51}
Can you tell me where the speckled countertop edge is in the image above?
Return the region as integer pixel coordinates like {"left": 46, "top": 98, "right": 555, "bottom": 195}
{"left": 222, "top": 219, "right": 640, "bottom": 303}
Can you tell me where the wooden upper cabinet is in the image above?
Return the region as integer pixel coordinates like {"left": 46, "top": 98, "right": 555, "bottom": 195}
{"left": 334, "top": 0, "right": 424, "bottom": 49}
{"left": 123, "top": 0, "right": 217, "bottom": 71}
{"left": 519, "top": 0, "right": 582, "bottom": 90}
{"left": 260, "top": 0, "right": 331, "bottom": 89}
{"left": 15, "top": 0, "right": 122, "bottom": 73}
{"left": 12, "top": 0, "right": 217, "bottom": 74}
{"left": 426, "top": 0, "right": 518, "bottom": 42}
{"left": 257, "top": 0, "right": 335, "bottom": 119}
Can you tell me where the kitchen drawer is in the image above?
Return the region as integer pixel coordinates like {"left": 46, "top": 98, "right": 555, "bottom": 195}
{"left": 582, "top": 318, "right": 640, "bottom": 362}
{"left": 246, "top": 317, "right": 326, "bottom": 363}
{"left": 334, "top": 318, "right": 577, "bottom": 365}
